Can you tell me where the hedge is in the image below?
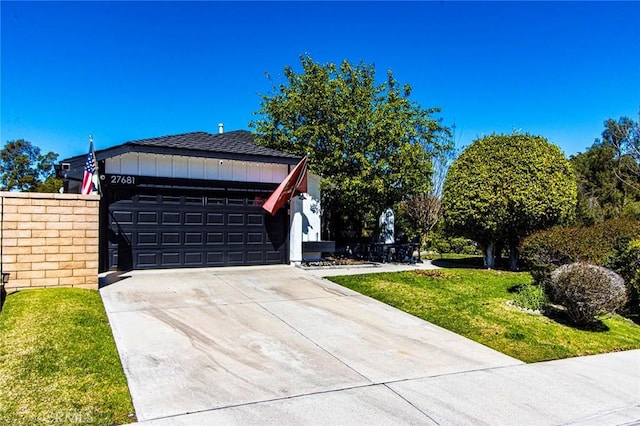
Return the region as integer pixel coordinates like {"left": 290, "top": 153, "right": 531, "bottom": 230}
{"left": 520, "top": 218, "right": 640, "bottom": 312}
{"left": 520, "top": 218, "right": 640, "bottom": 270}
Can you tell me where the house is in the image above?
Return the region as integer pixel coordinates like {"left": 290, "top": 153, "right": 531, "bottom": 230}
{"left": 59, "top": 129, "right": 322, "bottom": 272}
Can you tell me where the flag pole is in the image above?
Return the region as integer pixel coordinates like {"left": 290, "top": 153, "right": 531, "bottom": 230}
{"left": 89, "top": 135, "right": 102, "bottom": 197}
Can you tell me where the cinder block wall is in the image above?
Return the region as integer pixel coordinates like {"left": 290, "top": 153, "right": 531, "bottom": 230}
{"left": 0, "top": 192, "right": 100, "bottom": 291}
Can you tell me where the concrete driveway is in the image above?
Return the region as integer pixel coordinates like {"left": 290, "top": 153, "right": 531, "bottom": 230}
{"left": 100, "top": 265, "right": 640, "bottom": 425}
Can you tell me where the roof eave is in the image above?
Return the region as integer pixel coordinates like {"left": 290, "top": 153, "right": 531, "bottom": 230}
{"left": 61, "top": 143, "right": 301, "bottom": 166}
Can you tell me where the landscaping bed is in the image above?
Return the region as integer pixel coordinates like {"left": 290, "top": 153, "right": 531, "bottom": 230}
{"left": 328, "top": 269, "right": 640, "bottom": 363}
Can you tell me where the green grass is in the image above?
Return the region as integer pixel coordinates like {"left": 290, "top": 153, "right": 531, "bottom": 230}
{"left": 0, "top": 288, "right": 135, "bottom": 425}
{"left": 328, "top": 269, "right": 640, "bottom": 363}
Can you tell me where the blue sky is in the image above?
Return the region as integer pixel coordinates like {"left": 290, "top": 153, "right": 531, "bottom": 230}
{"left": 1, "top": 1, "right": 639, "bottom": 161}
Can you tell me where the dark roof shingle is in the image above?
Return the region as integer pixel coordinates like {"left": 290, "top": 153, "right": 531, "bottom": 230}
{"left": 125, "top": 130, "right": 298, "bottom": 159}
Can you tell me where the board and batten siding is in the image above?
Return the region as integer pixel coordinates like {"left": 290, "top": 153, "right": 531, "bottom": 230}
{"left": 105, "top": 153, "right": 289, "bottom": 183}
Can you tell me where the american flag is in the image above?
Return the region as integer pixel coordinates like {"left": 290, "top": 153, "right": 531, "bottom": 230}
{"left": 81, "top": 139, "right": 97, "bottom": 195}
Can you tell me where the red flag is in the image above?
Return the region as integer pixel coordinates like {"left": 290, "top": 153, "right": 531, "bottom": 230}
{"left": 262, "top": 156, "right": 308, "bottom": 215}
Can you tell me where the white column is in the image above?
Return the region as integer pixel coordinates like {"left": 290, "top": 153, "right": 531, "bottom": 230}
{"left": 289, "top": 196, "right": 303, "bottom": 264}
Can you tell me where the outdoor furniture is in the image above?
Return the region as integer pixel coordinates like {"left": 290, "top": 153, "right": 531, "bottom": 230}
{"left": 302, "top": 241, "right": 336, "bottom": 262}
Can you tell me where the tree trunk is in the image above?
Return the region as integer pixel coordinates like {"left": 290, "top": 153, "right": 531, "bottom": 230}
{"left": 483, "top": 241, "right": 496, "bottom": 269}
{"left": 495, "top": 242, "right": 504, "bottom": 268}
{"left": 509, "top": 240, "right": 519, "bottom": 271}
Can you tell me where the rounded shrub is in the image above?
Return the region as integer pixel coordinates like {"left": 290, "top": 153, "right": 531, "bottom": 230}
{"left": 549, "top": 263, "right": 627, "bottom": 325}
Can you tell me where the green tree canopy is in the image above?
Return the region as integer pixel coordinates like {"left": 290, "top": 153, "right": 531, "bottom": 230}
{"left": 570, "top": 116, "right": 640, "bottom": 225}
{"left": 442, "top": 133, "right": 577, "bottom": 269}
{"left": 571, "top": 142, "right": 635, "bottom": 224}
{"left": 0, "top": 139, "right": 62, "bottom": 192}
{"left": 602, "top": 115, "right": 639, "bottom": 192}
{"left": 250, "top": 55, "right": 452, "bottom": 241}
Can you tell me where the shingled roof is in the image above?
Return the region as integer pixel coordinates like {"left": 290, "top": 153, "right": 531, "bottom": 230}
{"left": 123, "top": 130, "right": 299, "bottom": 159}
{"left": 61, "top": 130, "right": 301, "bottom": 170}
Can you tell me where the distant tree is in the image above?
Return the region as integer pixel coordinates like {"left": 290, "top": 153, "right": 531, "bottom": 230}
{"left": 401, "top": 148, "right": 455, "bottom": 246}
{"left": 251, "top": 55, "right": 452, "bottom": 241}
{"left": 442, "top": 133, "right": 577, "bottom": 270}
{"left": 601, "top": 115, "right": 639, "bottom": 192}
{"left": 0, "top": 139, "right": 62, "bottom": 192}
{"left": 570, "top": 116, "right": 640, "bottom": 225}
{"left": 571, "top": 143, "right": 625, "bottom": 224}
{"left": 34, "top": 176, "right": 64, "bottom": 193}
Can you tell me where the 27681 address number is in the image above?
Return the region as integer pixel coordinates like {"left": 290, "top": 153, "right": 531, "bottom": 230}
{"left": 108, "top": 175, "right": 136, "bottom": 185}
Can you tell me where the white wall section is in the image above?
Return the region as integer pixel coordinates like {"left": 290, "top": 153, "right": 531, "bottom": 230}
{"left": 105, "top": 153, "right": 288, "bottom": 183}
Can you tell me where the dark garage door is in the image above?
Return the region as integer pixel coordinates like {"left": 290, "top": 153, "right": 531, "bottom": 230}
{"left": 107, "top": 192, "right": 288, "bottom": 270}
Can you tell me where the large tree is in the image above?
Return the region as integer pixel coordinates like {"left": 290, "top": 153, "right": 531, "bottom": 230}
{"left": 0, "top": 139, "right": 61, "bottom": 192}
{"left": 250, "top": 55, "right": 452, "bottom": 241}
{"left": 442, "top": 133, "right": 577, "bottom": 269}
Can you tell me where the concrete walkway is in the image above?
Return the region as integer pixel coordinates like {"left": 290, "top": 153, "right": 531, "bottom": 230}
{"left": 100, "top": 264, "right": 640, "bottom": 425}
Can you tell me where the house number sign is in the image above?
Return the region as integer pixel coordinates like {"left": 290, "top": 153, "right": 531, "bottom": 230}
{"left": 102, "top": 174, "right": 137, "bottom": 185}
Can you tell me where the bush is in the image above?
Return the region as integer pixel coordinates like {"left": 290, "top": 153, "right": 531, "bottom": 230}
{"left": 549, "top": 263, "right": 627, "bottom": 325}
{"left": 512, "top": 283, "right": 548, "bottom": 312}
{"left": 462, "top": 244, "right": 479, "bottom": 255}
{"left": 520, "top": 218, "right": 640, "bottom": 285}
{"left": 434, "top": 240, "right": 451, "bottom": 254}
{"left": 614, "top": 239, "right": 640, "bottom": 312}
{"left": 425, "top": 233, "right": 479, "bottom": 255}
{"left": 449, "top": 237, "right": 470, "bottom": 254}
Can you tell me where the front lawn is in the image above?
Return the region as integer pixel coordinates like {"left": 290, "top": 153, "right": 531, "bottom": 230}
{"left": 0, "top": 288, "right": 135, "bottom": 425}
{"left": 328, "top": 269, "right": 640, "bottom": 362}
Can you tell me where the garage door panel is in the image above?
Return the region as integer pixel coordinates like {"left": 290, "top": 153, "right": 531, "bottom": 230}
{"left": 228, "top": 214, "right": 244, "bottom": 225}
{"left": 185, "top": 212, "right": 203, "bottom": 225}
{"left": 247, "top": 214, "right": 264, "bottom": 226}
{"left": 228, "top": 198, "right": 244, "bottom": 206}
{"left": 162, "top": 212, "right": 180, "bottom": 225}
{"left": 138, "top": 211, "right": 158, "bottom": 224}
{"left": 138, "top": 232, "right": 158, "bottom": 245}
{"left": 162, "top": 232, "right": 181, "bottom": 245}
{"left": 246, "top": 251, "right": 264, "bottom": 263}
{"left": 207, "top": 213, "right": 224, "bottom": 225}
{"left": 138, "top": 252, "right": 159, "bottom": 267}
{"left": 206, "top": 252, "right": 224, "bottom": 265}
{"left": 206, "top": 232, "right": 224, "bottom": 244}
{"left": 108, "top": 193, "right": 287, "bottom": 270}
{"left": 227, "top": 251, "right": 245, "bottom": 263}
{"left": 112, "top": 211, "right": 133, "bottom": 224}
{"left": 266, "top": 250, "right": 285, "bottom": 262}
{"left": 228, "top": 233, "right": 244, "bottom": 244}
{"left": 247, "top": 233, "right": 263, "bottom": 244}
{"left": 160, "top": 252, "right": 180, "bottom": 266}
{"left": 162, "top": 196, "right": 181, "bottom": 204}
{"left": 185, "top": 232, "right": 203, "bottom": 245}
{"left": 184, "top": 252, "right": 203, "bottom": 265}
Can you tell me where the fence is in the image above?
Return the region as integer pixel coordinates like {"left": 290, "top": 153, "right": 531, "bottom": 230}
{"left": 0, "top": 192, "right": 100, "bottom": 291}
